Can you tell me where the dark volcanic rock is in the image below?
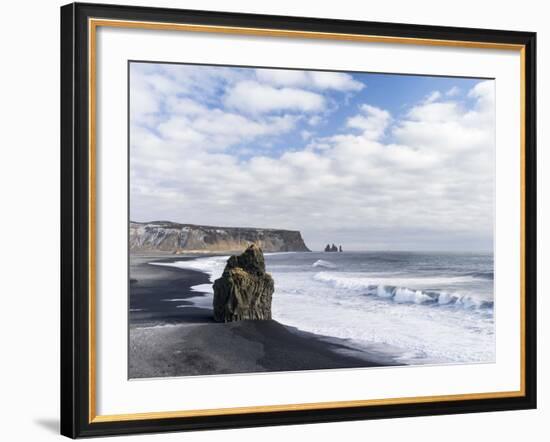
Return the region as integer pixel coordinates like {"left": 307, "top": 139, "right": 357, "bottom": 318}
{"left": 212, "top": 245, "right": 274, "bottom": 322}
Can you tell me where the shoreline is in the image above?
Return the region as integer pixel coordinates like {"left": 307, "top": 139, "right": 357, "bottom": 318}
{"left": 129, "top": 253, "right": 397, "bottom": 378}
{"left": 129, "top": 254, "right": 214, "bottom": 327}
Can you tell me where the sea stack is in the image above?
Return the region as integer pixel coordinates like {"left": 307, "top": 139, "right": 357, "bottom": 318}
{"left": 212, "top": 244, "right": 274, "bottom": 322}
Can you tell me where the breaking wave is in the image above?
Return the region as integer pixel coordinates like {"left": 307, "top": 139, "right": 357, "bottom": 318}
{"left": 313, "top": 272, "right": 493, "bottom": 309}
{"left": 312, "top": 259, "right": 338, "bottom": 269}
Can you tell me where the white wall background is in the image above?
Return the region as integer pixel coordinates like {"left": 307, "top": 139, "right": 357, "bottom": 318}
{"left": 0, "top": 0, "right": 546, "bottom": 440}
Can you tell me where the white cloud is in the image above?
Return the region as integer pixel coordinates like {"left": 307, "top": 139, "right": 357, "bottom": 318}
{"left": 129, "top": 71, "right": 163, "bottom": 127}
{"left": 130, "top": 65, "right": 301, "bottom": 153}
{"left": 255, "top": 69, "right": 364, "bottom": 91}
{"left": 446, "top": 86, "right": 460, "bottom": 97}
{"left": 155, "top": 106, "right": 297, "bottom": 152}
{"left": 130, "top": 63, "right": 254, "bottom": 127}
{"left": 165, "top": 97, "right": 209, "bottom": 116}
{"left": 255, "top": 70, "right": 307, "bottom": 87}
{"left": 301, "top": 130, "right": 313, "bottom": 140}
{"left": 467, "top": 80, "right": 495, "bottom": 113}
{"left": 346, "top": 104, "right": 391, "bottom": 140}
{"left": 406, "top": 101, "right": 460, "bottom": 123}
{"left": 424, "top": 90, "right": 442, "bottom": 103}
{"left": 308, "top": 115, "right": 322, "bottom": 126}
{"left": 309, "top": 71, "right": 364, "bottom": 91}
{"left": 223, "top": 81, "right": 326, "bottom": 114}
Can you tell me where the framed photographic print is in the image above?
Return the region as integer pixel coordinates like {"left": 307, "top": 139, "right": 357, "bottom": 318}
{"left": 60, "top": 2, "right": 537, "bottom": 438}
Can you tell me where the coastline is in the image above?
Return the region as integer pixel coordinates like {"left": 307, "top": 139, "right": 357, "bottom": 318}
{"left": 129, "top": 253, "right": 393, "bottom": 378}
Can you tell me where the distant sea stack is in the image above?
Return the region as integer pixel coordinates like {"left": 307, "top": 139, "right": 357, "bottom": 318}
{"left": 324, "top": 243, "right": 343, "bottom": 252}
{"left": 213, "top": 244, "right": 274, "bottom": 322}
{"left": 130, "top": 221, "right": 310, "bottom": 253}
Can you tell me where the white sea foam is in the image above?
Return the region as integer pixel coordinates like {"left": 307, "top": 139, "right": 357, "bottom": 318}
{"left": 393, "top": 287, "right": 432, "bottom": 304}
{"left": 150, "top": 256, "right": 227, "bottom": 282}
{"left": 150, "top": 258, "right": 223, "bottom": 307}
{"left": 437, "top": 292, "right": 455, "bottom": 305}
{"left": 313, "top": 271, "right": 478, "bottom": 290}
{"left": 272, "top": 273, "right": 495, "bottom": 365}
{"left": 191, "top": 283, "right": 215, "bottom": 294}
{"left": 312, "top": 259, "right": 338, "bottom": 269}
{"left": 183, "top": 294, "right": 213, "bottom": 309}
{"left": 376, "top": 285, "right": 393, "bottom": 298}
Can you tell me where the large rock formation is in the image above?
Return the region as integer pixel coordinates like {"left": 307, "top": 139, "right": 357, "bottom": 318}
{"left": 212, "top": 245, "right": 274, "bottom": 322}
{"left": 130, "top": 221, "right": 310, "bottom": 253}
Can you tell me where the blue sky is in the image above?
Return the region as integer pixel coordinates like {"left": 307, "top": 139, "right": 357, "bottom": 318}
{"left": 130, "top": 62, "right": 495, "bottom": 251}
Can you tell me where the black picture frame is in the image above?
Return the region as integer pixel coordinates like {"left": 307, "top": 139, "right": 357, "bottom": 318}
{"left": 61, "top": 2, "right": 537, "bottom": 438}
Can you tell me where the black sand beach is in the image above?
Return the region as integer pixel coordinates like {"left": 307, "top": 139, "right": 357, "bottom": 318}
{"left": 130, "top": 255, "right": 212, "bottom": 326}
{"left": 129, "top": 255, "right": 393, "bottom": 379}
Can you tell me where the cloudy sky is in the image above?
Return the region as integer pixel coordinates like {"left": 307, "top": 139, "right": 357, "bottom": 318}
{"left": 130, "top": 62, "right": 495, "bottom": 252}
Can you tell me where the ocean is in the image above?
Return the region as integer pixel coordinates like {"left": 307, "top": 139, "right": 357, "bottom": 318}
{"left": 151, "top": 251, "right": 495, "bottom": 366}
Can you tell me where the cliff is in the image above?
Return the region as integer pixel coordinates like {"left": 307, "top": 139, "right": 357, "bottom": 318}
{"left": 129, "top": 221, "right": 310, "bottom": 253}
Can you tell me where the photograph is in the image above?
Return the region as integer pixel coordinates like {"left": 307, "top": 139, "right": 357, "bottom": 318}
{"left": 56, "top": 2, "right": 537, "bottom": 437}
{"left": 128, "top": 62, "right": 496, "bottom": 379}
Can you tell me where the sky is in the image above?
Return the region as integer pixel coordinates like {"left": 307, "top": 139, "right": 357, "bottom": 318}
{"left": 129, "top": 62, "right": 495, "bottom": 252}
